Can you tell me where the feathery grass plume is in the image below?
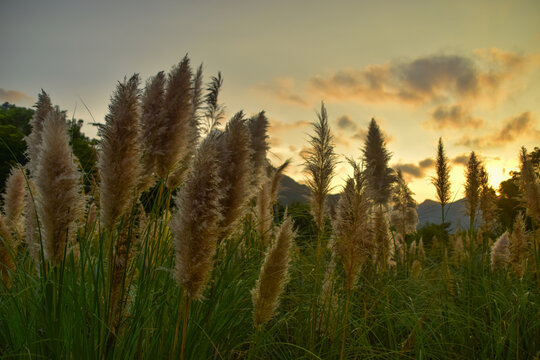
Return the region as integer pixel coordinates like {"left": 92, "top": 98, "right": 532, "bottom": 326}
{"left": 153, "top": 56, "right": 193, "bottom": 180}
{"left": 418, "top": 237, "right": 426, "bottom": 263}
{"left": 98, "top": 74, "right": 141, "bottom": 231}
{"left": 139, "top": 71, "right": 166, "bottom": 191}
{"left": 519, "top": 147, "right": 540, "bottom": 224}
{"left": 0, "top": 214, "right": 15, "bottom": 285}
{"left": 408, "top": 240, "right": 417, "bottom": 262}
{"left": 3, "top": 166, "right": 26, "bottom": 240}
{"left": 374, "top": 206, "right": 392, "bottom": 271}
{"left": 393, "top": 233, "right": 405, "bottom": 264}
{"left": 465, "top": 151, "right": 482, "bottom": 231}
{"left": 252, "top": 214, "right": 295, "bottom": 328}
{"left": 171, "top": 133, "right": 223, "bottom": 299}
{"left": 479, "top": 166, "right": 498, "bottom": 234}
{"left": 390, "top": 170, "right": 418, "bottom": 239}
{"left": 215, "top": 112, "right": 253, "bottom": 238}
{"left": 25, "top": 90, "right": 53, "bottom": 175}
{"left": 256, "top": 161, "right": 290, "bottom": 247}
{"left": 35, "top": 108, "right": 84, "bottom": 263}
{"left": 411, "top": 259, "right": 422, "bottom": 279}
{"left": 362, "top": 118, "right": 395, "bottom": 207}
{"left": 86, "top": 201, "right": 98, "bottom": 233}
{"left": 23, "top": 180, "right": 40, "bottom": 263}
{"left": 303, "top": 102, "right": 337, "bottom": 231}
{"left": 431, "top": 138, "right": 451, "bottom": 225}
{"left": 247, "top": 111, "right": 270, "bottom": 188}
{"left": 491, "top": 231, "right": 510, "bottom": 271}
{"left": 331, "top": 169, "right": 371, "bottom": 290}
{"left": 190, "top": 64, "right": 204, "bottom": 136}
{"left": 452, "top": 235, "right": 465, "bottom": 265}
{"left": 510, "top": 214, "right": 528, "bottom": 278}
{"left": 202, "top": 72, "right": 225, "bottom": 134}
{"left": 167, "top": 64, "right": 204, "bottom": 190}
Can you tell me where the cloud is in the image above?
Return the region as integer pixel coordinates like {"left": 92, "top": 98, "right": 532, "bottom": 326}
{"left": 269, "top": 119, "right": 310, "bottom": 133}
{"left": 393, "top": 157, "right": 435, "bottom": 179}
{"left": 0, "top": 88, "right": 34, "bottom": 103}
{"left": 452, "top": 154, "right": 470, "bottom": 166}
{"left": 336, "top": 115, "right": 357, "bottom": 131}
{"left": 255, "top": 77, "right": 308, "bottom": 106}
{"left": 424, "top": 103, "right": 484, "bottom": 129}
{"left": 456, "top": 111, "right": 540, "bottom": 148}
{"left": 308, "top": 49, "right": 537, "bottom": 106}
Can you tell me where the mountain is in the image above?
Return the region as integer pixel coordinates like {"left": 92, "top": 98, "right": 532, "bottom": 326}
{"left": 279, "top": 175, "right": 476, "bottom": 232}
{"left": 278, "top": 175, "right": 339, "bottom": 206}
{"left": 417, "top": 198, "right": 476, "bottom": 232}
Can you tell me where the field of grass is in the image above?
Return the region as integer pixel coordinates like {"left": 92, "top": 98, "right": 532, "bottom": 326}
{"left": 1, "top": 189, "right": 539, "bottom": 359}
{"left": 1, "top": 57, "right": 539, "bottom": 359}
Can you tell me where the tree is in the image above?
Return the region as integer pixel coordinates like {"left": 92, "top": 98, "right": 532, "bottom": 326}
{"left": 431, "top": 138, "right": 451, "bottom": 226}
{"left": 362, "top": 118, "right": 394, "bottom": 207}
{"left": 496, "top": 147, "right": 540, "bottom": 230}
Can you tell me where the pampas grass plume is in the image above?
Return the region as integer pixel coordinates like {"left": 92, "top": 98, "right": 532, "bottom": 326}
{"left": 491, "top": 231, "right": 510, "bottom": 271}
{"left": 25, "top": 91, "right": 53, "bottom": 175}
{"left": 510, "top": 215, "right": 528, "bottom": 278}
{"left": 252, "top": 215, "right": 295, "bottom": 328}
{"left": 35, "top": 108, "right": 84, "bottom": 263}
{"left": 156, "top": 56, "right": 193, "bottom": 180}
{"left": 139, "top": 71, "right": 166, "bottom": 191}
{"left": 217, "top": 112, "right": 253, "bottom": 236}
{"left": 248, "top": 111, "right": 270, "bottom": 188}
{"left": 3, "top": 167, "right": 26, "bottom": 239}
{"left": 171, "top": 134, "right": 223, "bottom": 299}
{"left": 98, "top": 74, "right": 141, "bottom": 231}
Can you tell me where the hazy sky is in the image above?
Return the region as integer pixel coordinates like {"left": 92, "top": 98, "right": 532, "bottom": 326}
{"left": 1, "top": 0, "right": 539, "bottom": 202}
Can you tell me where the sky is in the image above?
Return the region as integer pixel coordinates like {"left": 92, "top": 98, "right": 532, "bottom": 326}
{"left": 1, "top": 0, "right": 539, "bottom": 203}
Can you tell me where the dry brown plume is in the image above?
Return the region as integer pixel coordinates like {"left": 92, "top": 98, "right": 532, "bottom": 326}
{"left": 25, "top": 90, "right": 53, "bottom": 175}
{"left": 510, "top": 215, "right": 528, "bottom": 278}
{"left": 3, "top": 166, "right": 26, "bottom": 240}
{"left": 171, "top": 133, "right": 223, "bottom": 299}
{"left": 491, "top": 231, "right": 510, "bottom": 271}
{"left": 217, "top": 112, "right": 253, "bottom": 238}
{"left": 98, "top": 74, "right": 141, "bottom": 231}
{"left": 139, "top": 71, "right": 166, "bottom": 191}
{"left": 252, "top": 215, "right": 295, "bottom": 328}
{"left": 247, "top": 111, "right": 270, "bottom": 189}
{"left": 256, "top": 161, "right": 290, "bottom": 247}
{"left": 35, "top": 108, "right": 84, "bottom": 263}
{"left": 331, "top": 170, "right": 371, "bottom": 290}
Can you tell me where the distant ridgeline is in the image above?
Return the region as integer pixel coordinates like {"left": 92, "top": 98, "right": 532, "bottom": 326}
{"left": 278, "top": 174, "right": 479, "bottom": 233}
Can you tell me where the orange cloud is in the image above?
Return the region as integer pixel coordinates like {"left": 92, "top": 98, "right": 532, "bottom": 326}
{"left": 268, "top": 118, "right": 310, "bottom": 133}
{"left": 424, "top": 103, "right": 484, "bottom": 129}
{"left": 393, "top": 157, "right": 435, "bottom": 179}
{"left": 456, "top": 112, "right": 540, "bottom": 149}
{"left": 255, "top": 77, "right": 309, "bottom": 106}
{"left": 0, "top": 88, "right": 34, "bottom": 103}
{"left": 308, "top": 49, "right": 538, "bottom": 106}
